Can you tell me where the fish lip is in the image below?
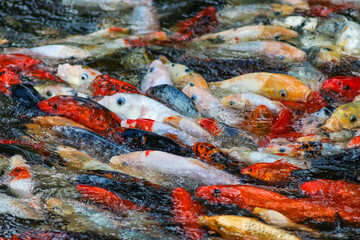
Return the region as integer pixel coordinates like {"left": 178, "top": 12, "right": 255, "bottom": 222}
{"left": 304, "top": 90, "right": 313, "bottom": 102}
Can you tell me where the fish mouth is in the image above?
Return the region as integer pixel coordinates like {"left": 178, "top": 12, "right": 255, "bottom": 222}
{"left": 303, "top": 90, "right": 313, "bottom": 102}
{"left": 322, "top": 118, "right": 341, "bottom": 132}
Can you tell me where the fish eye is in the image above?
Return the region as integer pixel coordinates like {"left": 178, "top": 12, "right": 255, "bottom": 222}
{"left": 212, "top": 188, "right": 221, "bottom": 197}
{"left": 343, "top": 85, "right": 350, "bottom": 90}
{"left": 279, "top": 90, "right": 287, "bottom": 98}
{"left": 46, "top": 90, "right": 53, "bottom": 97}
{"left": 189, "top": 82, "right": 194, "bottom": 86}
{"left": 278, "top": 55, "right": 285, "bottom": 60}
{"left": 80, "top": 73, "right": 88, "bottom": 81}
{"left": 274, "top": 35, "right": 281, "bottom": 40}
{"left": 350, "top": 115, "right": 357, "bottom": 122}
{"left": 278, "top": 147, "right": 286, "bottom": 153}
{"left": 274, "top": 11, "right": 281, "bottom": 16}
{"left": 191, "top": 95, "right": 197, "bottom": 101}
{"left": 117, "top": 97, "right": 126, "bottom": 106}
{"left": 229, "top": 101, "right": 235, "bottom": 106}
{"left": 149, "top": 67, "right": 155, "bottom": 73}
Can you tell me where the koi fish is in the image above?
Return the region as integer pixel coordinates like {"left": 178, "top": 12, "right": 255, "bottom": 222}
{"left": 8, "top": 45, "right": 92, "bottom": 59}
{"left": 241, "top": 160, "right": 301, "bottom": 184}
{"left": 76, "top": 184, "right": 139, "bottom": 211}
{"left": 193, "top": 142, "right": 244, "bottom": 175}
{"left": 34, "top": 82, "right": 89, "bottom": 99}
{"left": 182, "top": 84, "right": 243, "bottom": 125}
{"left": 140, "top": 59, "right": 173, "bottom": 93}
{"left": 220, "top": 93, "right": 285, "bottom": 114}
{"left": 199, "top": 215, "right": 300, "bottom": 240}
{"left": 160, "top": 56, "right": 210, "bottom": 90}
{"left": 217, "top": 4, "right": 295, "bottom": 25}
{"left": 172, "top": 187, "right": 204, "bottom": 240}
{"left": 109, "top": 150, "right": 240, "bottom": 190}
{"left": 92, "top": 74, "right": 142, "bottom": 96}
{"left": 130, "top": 5, "right": 159, "bottom": 35}
{"left": 97, "top": 93, "right": 182, "bottom": 122}
{"left": 253, "top": 207, "right": 316, "bottom": 233}
{"left": 56, "top": 64, "right": 102, "bottom": 95}
{"left": 121, "top": 118, "right": 198, "bottom": 146}
{"left": 191, "top": 25, "right": 298, "bottom": 45}
{"left": 321, "top": 76, "right": 360, "bottom": 102}
{"left": 102, "top": 127, "right": 194, "bottom": 157}
{"left": 195, "top": 185, "right": 360, "bottom": 223}
{"left": 322, "top": 101, "right": 360, "bottom": 132}
{"left": 190, "top": 41, "right": 306, "bottom": 63}
{"left": 0, "top": 193, "right": 43, "bottom": 220}
{"left": 38, "top": 96, "right": 122, "bottom": 134}
{"left": 209, "top": 72, "right": 313, "bottom": 102}
{"left": 147, "top": 84, "right": 201, "bottom": 118}
{"left": 164, "top": 115, "right": 215, "bottom": 143}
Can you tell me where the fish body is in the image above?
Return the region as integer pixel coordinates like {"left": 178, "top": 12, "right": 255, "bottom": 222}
{"left": 164, "top": 115, "right": 214, "bottom": 143}
{"left": 241, "top": 160, "right": 301, "bottom": 184}
{"left": 322, "top": 101, "right": 360, "bottom": 132}
{"left": 172, "top": 188, "right": 204, "bottom": 240}
{"left": 8, "top": 45, "right": 92, "bottom": 59}
{"left": 102, "top": 127, "right": 194, "bottom": 157}
{"left": 147, "top": 84, "right": 201, "bottom": 118}
{"left": 92, "top": 74, "right": 142, "bottom": 96}
{"left": 109, "top": 150, "right": 240, "bottom": 190}
{"left": 56, "top": 64, "right": 102, "bottom": 95}
{"left": 0, "top": 68, "right": 22, "bottom": 95}
{"left": 62, "top": 0, "right": 152, "bottom": 11}
{"left": 191, "top": 41, "right": 306, "bottom": 63}
{"left": 193, "top": 142, "right": 244, "bottom": 175}
{"left": 131, "top": 5, "right": 159, "bottom": 35}
{"left": 217, "top": 4, "right": 295, "bottom": 25}
{"left": 336, "top": 21, "right": 360, "bottom": 54}
{"left": 253, "top": 207, "right": 316, "bottom": 232}
{"left": 192, "top": 25, "right": 298, "bottom": 45}
{"left": 38, "top": 96, "right": 122, "bottom": 134}
{"left": 141, "top": 60, "right": 173, "bottom": 93}
{"left": 97, "top": 93, "right": 182, "bottom": 122}
{"left": 195, "top": 185, "right": 358, "bottom": 223}
{"left": 182, "top": 85, "right": 243, "bottom": 125}
{"left": 199, "top": 215, "right": 300, "bottom": 240}
{"left": 220, "top": 93, "right": 284, "bottom": 114}
{"left": 0, "top": 193, "right": 43, "bottom": 220}
{"left": 52, "top": 126, "right": 132, "bottom": 162}
{"left": 222, "top": 147, "right": 310, "bottom": 169}
{"left": 121, "top": 118, "right": 198, "bottom": 146}
{"left": 210, "top": 72, "right": 312, "bottom": 102}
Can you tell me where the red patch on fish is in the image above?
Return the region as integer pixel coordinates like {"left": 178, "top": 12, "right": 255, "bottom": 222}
{"left": 197, "top": 118, "right": 222, "bottom": 136}
{"left": 169, "top": 6, "right": 217, "bottom": 43}
{"left": 241, "top": 160, "right": 301, "bottom": 184}
{"left": 38, "top": 96, "right": 122, "bottom": 134}
{"left": 76, "top": 184, "right": 139, "bottom": 211}
{"left": 9, "top": 167, "right": 31, "bottom": 180}
{"left": 0, "top": 68, "right": 22, "bottom": 94}
{"left": 172, "top": 187, "right": 204, "bottom": 240}
{"left": 92, "top": 74, "right": 142, "bottom": 96}
{"left": 321, "top": 76, "right": 360, "bottom": 102}
{"left": 271, "top": 108, "right": 293, "bottom": 134}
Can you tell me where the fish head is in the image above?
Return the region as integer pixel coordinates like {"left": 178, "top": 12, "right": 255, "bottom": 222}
{"left": 56, "top": 64, "right": 101, "bottom": 90}
{"left": 45, "top": 198, "right": 74, "bottom": 216}
{"left": 322, "top": 102, "right": 360, "bottom": 132}
{"left": 321, "top": 76, "right": 359, "bottom": 102}
{"left": 271, "top": 4, "right": 295, "bottom": 17}
{"left": 97, "top": 93, "right": 142, "bottom": 120}
{"left": 182, "top": 84, "right": 218, "bottom": 112}
{"left": 240, "top": 165, "right": 257, "bottom": 177}
{"left": 36, "top": 85, "right": 80, "bottom": 99}
{"left": 141, "top": 60, "right": 172, "bottom": 93}
{"left": 220, "top": 94, "right": 245, "bottom": 110}
{"left": 307, "top": 46, "right": 342, "bottom": 68}
{"left": 261, "top": 74, "right": 313, "bottom": 102}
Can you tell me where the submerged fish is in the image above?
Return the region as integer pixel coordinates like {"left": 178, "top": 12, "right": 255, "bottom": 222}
{"left": 109, "top": 150, "right": 240, "bottom": 190}
{"left": 199, "top": 215, "right": 300, "bottom": 240}
{"left": 209, "top": 72, "right": 313, "bottom": 102}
